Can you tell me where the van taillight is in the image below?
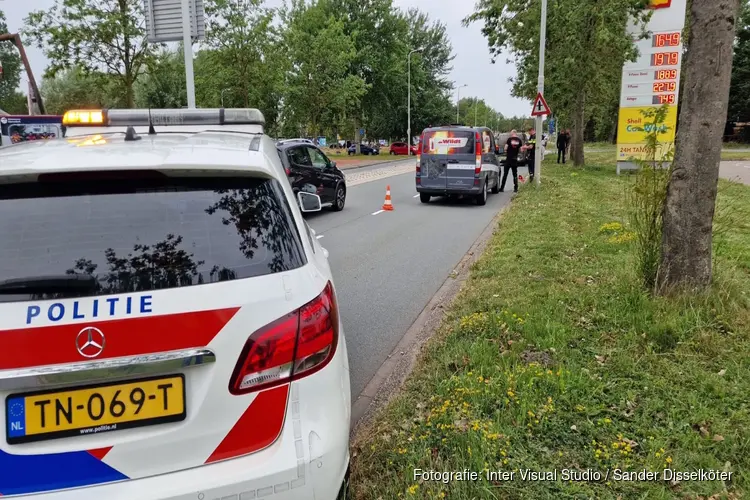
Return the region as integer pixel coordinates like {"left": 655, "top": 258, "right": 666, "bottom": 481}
{"left": 229, "top": 282, "right": 338, "bottom": 395}
{"left": 475, "top": 132, "right": 482, "bottom": 176}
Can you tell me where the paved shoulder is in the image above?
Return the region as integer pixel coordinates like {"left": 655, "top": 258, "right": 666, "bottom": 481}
{"left": 720, "top": 161, "right": 750, "bottom": 184}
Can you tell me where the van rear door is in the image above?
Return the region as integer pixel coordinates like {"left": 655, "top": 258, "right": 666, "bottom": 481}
{"left": 420, "top": 129, "right": 477, "bottom": 192}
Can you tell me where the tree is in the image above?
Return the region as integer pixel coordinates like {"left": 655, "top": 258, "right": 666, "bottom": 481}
{"left": 280, "top": 0, "right": 366, "bottom": 137}
{"left": 465, "top": 0, "right": 651, "bottom": 165}
{"left": 658, "top": 0, "right": 742, "bottom": 292}
{"left": 24, "top": 0, "right": 155, "bottom": 107}
{"left": 200, "top": 0, "right": 285, "bottom": 133}
{"left": 41, "top": 67, "right": 120, "bottom": 114}
{"left": 728, "top": 0, "right": 750, "bottom": 123}
{"left": 135, "top": 48, "right": 187, "bottom": 108}
{"left": 455, "top": 97, "right": 503, "bottom": 128}
{"left": 0, "top": 9, "right": 26, "bottom": 114}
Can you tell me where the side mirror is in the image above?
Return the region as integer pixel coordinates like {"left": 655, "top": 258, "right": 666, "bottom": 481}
{"left": 330, "top": 161, "right": 337, "bottom": 169}
{"left": 297, "top": 191, "right": 322, "bottom": 212}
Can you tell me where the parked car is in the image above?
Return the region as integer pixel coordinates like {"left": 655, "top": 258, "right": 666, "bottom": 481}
{"left": 348, "top": 144, "right": 379, "bottom": 155}
{"left": 277, "top": 138, "right": 314, "bottom": 146}
{"left": 278, "top": 142, "right": 348, "bottom": 211}
{"left": 416, "top": 125, "right": 502, "bottom": 206}
{"left": 389, "top": 142, "right": 410, "bottom": 155}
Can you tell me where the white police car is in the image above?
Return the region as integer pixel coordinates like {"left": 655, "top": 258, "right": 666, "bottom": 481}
{"left": 0, "top": 108, "right": 351, "bottom": 499}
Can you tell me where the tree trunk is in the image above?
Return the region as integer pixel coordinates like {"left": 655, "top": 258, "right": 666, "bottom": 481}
{"left": 658, "top": 0, "right": 740, "bottom": 292}
{"left": 125, "top": 72, "right": 135, "bottom": 108}
{"left": 571, "top": 92, "right": 586, "bottom": 166}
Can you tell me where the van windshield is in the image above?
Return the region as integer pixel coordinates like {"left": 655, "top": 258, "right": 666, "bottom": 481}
{"left": 422, "top": 130, "right": 475, "bottom": 155}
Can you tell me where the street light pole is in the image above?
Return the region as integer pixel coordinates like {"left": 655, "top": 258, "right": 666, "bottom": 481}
{"left": 221, "top": 88, "right": 231, "bottom": 107}
{"left": 474, "top": 99, "right": 478, "bottom": 127}
{"left": 407, "top": 48, "right": 423, "bottom": 155}
{"left": 456, "top": 84, "right": 467, "bottom": 123}
{"left": 534, "top": 0, "right": 548, "bottom": 186}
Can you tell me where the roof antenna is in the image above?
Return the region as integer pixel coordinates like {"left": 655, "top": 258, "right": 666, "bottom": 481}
{"left": 148, "top": 105, "right": 156, "bottom": 135}
{"left": 124, "top": 126, "right": 142, "bottom": 142}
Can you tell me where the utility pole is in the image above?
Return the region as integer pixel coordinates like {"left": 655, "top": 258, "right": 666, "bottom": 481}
{"left": 181, "top": 0, "right": 196, "bottom": 108}
{"left": 407, "top": 48, "right": 423, "bottom": 154}
{"left": 534, "top": 0, "right": 548, "bottom": 186}
{"left": 456, "top": 84, "right": 467, "bottom": 123}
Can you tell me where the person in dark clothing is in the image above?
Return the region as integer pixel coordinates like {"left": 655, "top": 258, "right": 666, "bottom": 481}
{"left": 501, "top": 129, "right": 523, "bottom": 192}
{"left": 523, "top": 128, "right": 537, "bottom": 181}
{"left": 557, "top": 131, "right": 567, "bottom": 164}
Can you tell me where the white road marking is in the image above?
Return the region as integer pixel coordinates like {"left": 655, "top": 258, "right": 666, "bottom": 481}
{"left": 413, "top": 194, "right": 420, "bottom": 198}
{"left": 371, "top": 209, "right": 385, "bottom": 216}
{"left": 316, "top": 234, "right": 324, "bottom": 239}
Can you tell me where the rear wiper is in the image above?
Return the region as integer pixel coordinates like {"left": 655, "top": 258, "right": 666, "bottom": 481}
{"left": 0, "top": 274, "right": 98, "bottom": 294}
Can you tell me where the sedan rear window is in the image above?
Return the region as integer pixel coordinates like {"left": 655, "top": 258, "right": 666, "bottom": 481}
{"left": 0, "top": 173, "right": 306, "bottom": 302}
{"left": 422, "top": 130, "right": 475, "bottom": 155}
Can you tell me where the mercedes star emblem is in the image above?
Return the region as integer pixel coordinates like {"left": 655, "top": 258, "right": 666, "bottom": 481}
{"left": 76, "top": 326, "right": 106, "bottom": 358}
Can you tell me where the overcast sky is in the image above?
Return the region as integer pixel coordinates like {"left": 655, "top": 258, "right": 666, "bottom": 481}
{"left": 2, "top": 0, "right": 531, "bottom": 117}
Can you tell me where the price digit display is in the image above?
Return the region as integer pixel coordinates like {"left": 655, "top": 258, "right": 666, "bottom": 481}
{"left": 652, "top": 94, "right": 676, "bottom": 105}
{"left": 652, "top": 81, "right": 677, "bottom": 93}
{"left": 651, "top": 52, "right": 679, "bottom": 66}
{"left": 654, "top": 69, "right": 677, "bottom": 80}
{"left": 652, "top": 32, "right": 681, "bottom": 47}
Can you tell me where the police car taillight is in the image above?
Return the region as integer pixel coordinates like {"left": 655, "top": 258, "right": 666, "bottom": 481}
{"left": 229, "top": 282, "right": 338, "bottom": 395}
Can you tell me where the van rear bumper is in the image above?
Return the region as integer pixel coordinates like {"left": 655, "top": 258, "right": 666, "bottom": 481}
{"left": 416, "top": 186, "right": 483, "bottom": 196}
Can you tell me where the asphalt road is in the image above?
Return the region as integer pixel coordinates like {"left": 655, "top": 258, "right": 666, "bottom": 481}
{"left": 304, "top": 163, "right": 516, "bottom": 397}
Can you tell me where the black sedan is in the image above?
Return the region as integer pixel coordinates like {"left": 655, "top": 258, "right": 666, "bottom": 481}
{"left": 277, "top": 142, "right": 347, "bottom": 211}
{"left": 348, "top": 144, "right": 379, "bottom": 155}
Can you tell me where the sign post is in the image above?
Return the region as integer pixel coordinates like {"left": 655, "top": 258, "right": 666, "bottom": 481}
{"left": 530, "top": 91, "right": 551, "bottom": 185}
{"left": 144, "top": 0, "right": 206, "bottom": 109}
{"left": 534, "top": 0, "right": 549, "bottom": 186}
{"left": 615, "top": 0, "right": 687, "bottom": 174}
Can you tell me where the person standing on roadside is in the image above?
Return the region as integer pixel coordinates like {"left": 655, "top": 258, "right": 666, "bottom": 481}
{"left": 501, "top": 129, "right": 523, "bottom": 192}
{"left": 523, "top": 128, "right": 537, "bottom": 181}
{"left": 556, "top": 130, "right": 567, "bottom": 164}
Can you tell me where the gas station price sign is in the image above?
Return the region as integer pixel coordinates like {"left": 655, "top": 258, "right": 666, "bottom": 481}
{"left": 655, "top": 69, "right": 677, "bottom": 80}
{"left": 652, "top": 94, "right": 676, "bottom": 105}
{"left": 652, "top": 32, "right": 681, "bottom": 47}
{"left": 651, "top": 52, "right": 679, "bottom": 66}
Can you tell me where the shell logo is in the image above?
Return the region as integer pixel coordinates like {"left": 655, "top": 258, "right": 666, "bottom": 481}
{"left": 649, "top": 0, "right": 671, "bottom": 8}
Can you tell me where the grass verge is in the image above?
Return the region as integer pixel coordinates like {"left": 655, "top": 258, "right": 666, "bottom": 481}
{"left": 350, "top": 153, "right": 750, "bottom": 499}
{"left": 583, "top": 143, "right": 750, "bottom": 161}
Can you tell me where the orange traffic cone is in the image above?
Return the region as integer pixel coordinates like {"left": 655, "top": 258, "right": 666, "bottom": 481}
{"left": 382, "top": 185, "right": 394, "bottom": 211}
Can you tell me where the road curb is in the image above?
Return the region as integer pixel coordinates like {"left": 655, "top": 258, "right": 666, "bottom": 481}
{"left": 349, "top": 198, "right": 515, "bottom": 437}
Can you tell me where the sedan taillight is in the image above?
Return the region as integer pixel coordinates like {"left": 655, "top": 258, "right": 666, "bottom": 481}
{"left": 229, "top": 283, "right": 339, "bottom": 395}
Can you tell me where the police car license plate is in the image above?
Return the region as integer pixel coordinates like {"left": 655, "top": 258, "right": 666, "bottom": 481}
{"left": 5, "top": 374, "right": 186, "bottom": 444}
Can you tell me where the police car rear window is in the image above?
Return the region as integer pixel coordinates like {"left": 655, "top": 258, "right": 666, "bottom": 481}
{"left": 0, "top": 174, "right": 306, "bottom": 303}
{"left": 422, "top": 130, "right": 475, "bottom": 155}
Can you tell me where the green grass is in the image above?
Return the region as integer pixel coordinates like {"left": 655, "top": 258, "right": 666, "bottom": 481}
{"left": 350, "top": 154, "right": 750, "bottom": 500}
{"left": 720, "top": 151, "right": 750, "bottom": 161}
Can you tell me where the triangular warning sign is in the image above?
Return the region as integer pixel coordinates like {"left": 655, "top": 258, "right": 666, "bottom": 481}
{"left": 531, "top": 92, "right": 551, "bottom": 117}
